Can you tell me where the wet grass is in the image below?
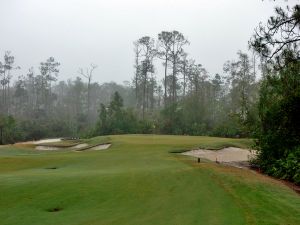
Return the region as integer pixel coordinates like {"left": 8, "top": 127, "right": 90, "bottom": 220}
{"left": 0, "top": 135, "right": 299, "bottom": 225}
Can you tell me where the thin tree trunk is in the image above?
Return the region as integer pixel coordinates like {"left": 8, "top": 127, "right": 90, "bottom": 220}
{"left": 164, "top": 55, "right": 168, "bottom": 105}
{"left": 183, "top": 63, "right": 186, "bottom": 97}
{"left": 7, "top": 80, "right": 10, "bottom": 115}
{"left": 135, "top": 55, "right": 139, "bottom": 106}
{"left": 143, "top": 72, "right": 146, "bottom": 120}
{"left": 87, "top": 78, "right": 91, "bottom": 121}
{"left": 172, "top": 55, "right": 176, "bottom": 103}
{"left": 0, "top": 126, "right": 3, "bottom": 145}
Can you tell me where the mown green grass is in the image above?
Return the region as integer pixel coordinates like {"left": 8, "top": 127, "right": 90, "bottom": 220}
{"left": 0, "top": 135, "right": 299, "bottom": 225}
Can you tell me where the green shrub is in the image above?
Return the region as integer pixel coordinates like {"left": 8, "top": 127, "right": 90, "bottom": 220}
{"left": 256, "top": 60, "right": 300, "bottom": 184}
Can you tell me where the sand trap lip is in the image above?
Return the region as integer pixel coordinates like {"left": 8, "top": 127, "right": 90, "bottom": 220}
{"left": 90, "top": 144, "right": 111, "bottom": 150}
{"left": 35, "top": 143, "right": 111, "bottom": 151}
{"left": 75, "top": 143, "right": 112, "bottom": 152}
{"left": 33, "top": 138, "right": 62, "bottom": 144}
{"left": 19, "top": 138, "right": 62, "bottom": 145}
{"left": 36, "top": 143, "right": 88, "bottom": 151}
{"left": 182, "top": 147, "right": 256, "bottom": 163}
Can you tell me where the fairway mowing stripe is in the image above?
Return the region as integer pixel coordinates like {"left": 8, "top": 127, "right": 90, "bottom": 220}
{"left": 177, "top": 156, "right": 256, "bottom": 224}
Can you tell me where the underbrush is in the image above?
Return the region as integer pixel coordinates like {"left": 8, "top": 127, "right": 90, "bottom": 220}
{"left": 252, "top": 146, "right": 300, "bottom": 185}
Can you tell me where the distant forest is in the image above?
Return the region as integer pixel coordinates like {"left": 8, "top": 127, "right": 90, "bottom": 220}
{"left": 0, "top": 32, "right": 260, "bottom": 143}
{"left": 1, "top": 4, "right": 300, "bottom": 184}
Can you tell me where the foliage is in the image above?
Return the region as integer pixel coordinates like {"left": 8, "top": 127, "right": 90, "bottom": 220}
{"left": 270, "top": 148, "right": 300, "bottom": 184}
{"left": 94, "top": 92, "right": 139, "bottom": 135}
{"left": 250, "top": 5, "right": 300, "bottom": 66}
{"left": 255, "top": 60, "right": 300, "bottom": 184}
{"left": 250, "top": 4, "right": 300, "bottom": 184}
{"left": 0, "top": 115, "right": 22, "bottom": 144}
{"left": 159, "top": 103, "right": 185, "bottom": 134}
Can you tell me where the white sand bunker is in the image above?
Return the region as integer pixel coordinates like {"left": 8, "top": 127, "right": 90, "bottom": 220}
{"left": 90, "top": 144, "right": 111, "bottom": 150}
{"left": 18, "top": 138, "right": 62, "bottom": 145}
{"left": 35, "top": 146, "right": 60, "bottom": 150}
{"left": 36, "top": 143, "right": 88, "bottom": 151}
{"left": 73, "top": 143, "right": 88, "bottom": 149}
{"left": 33, "top": 138, "right": 62, "bottom": 144}
{"left": 183, "top": 147, "right": 256, "bottom": 164}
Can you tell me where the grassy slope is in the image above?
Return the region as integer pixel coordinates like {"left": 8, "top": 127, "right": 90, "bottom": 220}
{"left": 0, "top": 135, "right": 299, "bottom": 225}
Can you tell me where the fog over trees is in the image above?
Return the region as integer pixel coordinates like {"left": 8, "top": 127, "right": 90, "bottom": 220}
{"left": 0, "top": 1, "right": 299, "bottom": 185}
{"left": 0, "top": 29, "right": 260, "bottom": 142}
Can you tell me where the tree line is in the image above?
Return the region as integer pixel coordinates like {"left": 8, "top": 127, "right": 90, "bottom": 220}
{"left": 1, "top": 4, "right": 299, "bottom": 184}
{"left": 131, "top": 31, "right": 259, "bottom": 136}
{"left": 0, "top": 57, "right": 135, "bottom": 143}
{"left": 0, "top": 41, "right": 260, "bottom": 143}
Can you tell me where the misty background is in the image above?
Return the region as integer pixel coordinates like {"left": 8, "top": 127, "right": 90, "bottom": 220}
{"left": 1, "top": 0, "right": 300, "bottom": 201}
{"left": 0, "top": 0, "right": 297, "bottom": 83}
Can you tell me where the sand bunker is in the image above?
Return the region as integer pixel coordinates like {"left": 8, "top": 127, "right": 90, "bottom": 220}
{"left": 73, "top": 143, "right": 89, "bottom": 149}
{"left": 90, "top": 144, "right": 111, "bottom": 150}
{"left": 20, "top": 138, "right": 62, "bottom": 145}
{"left": 183, "top": 147, "right": 256, "bottom": 164}
{"left": 33, "top": 138, "right": 62, "bottom": 144}
{"left": 35, "top": 143, "right": 111, "bottom": 151}
{"left": 35, "top": 146, "right": 60, "bottom": 150}
{"left": 35, "top": 143, "right": 88, "bottom": 151}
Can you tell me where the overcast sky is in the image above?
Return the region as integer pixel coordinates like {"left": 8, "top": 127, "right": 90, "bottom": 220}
{"left": 0, "top": 0, "right": 299, "bottom": 84}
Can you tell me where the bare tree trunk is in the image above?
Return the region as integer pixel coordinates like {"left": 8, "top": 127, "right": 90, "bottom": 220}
{"left": 172, "top": 55, "right": 176, "bottom": 103}
{"left": 135, "top": 52, "right": 139, "bottom": 106}
{"left": 164, "top": 56, "right": 168, "bottom": 105}
{"left": 78, "top": 64, "right": 97, "bottom": 125}
{"left": 183, "top": 62, "right": 186, "bottom": 97}
{"left": 7, "top": 80, "right": 10, "bottom": 115}
{"left": 0, "top": 126, "right": 3, "bottom": 145}
{"left": 87, "top": 77, "right": 91, "bottom": 118}
{"left": 135, "top": 73, "right": 138, "bottom": 103}
{"left": 142, "top": 72, "right": 146, "bottom": 120}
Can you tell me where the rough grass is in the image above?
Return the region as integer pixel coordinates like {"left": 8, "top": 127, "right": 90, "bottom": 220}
{"left": 0, "top": 135, "right": 299, "bottom": 225}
